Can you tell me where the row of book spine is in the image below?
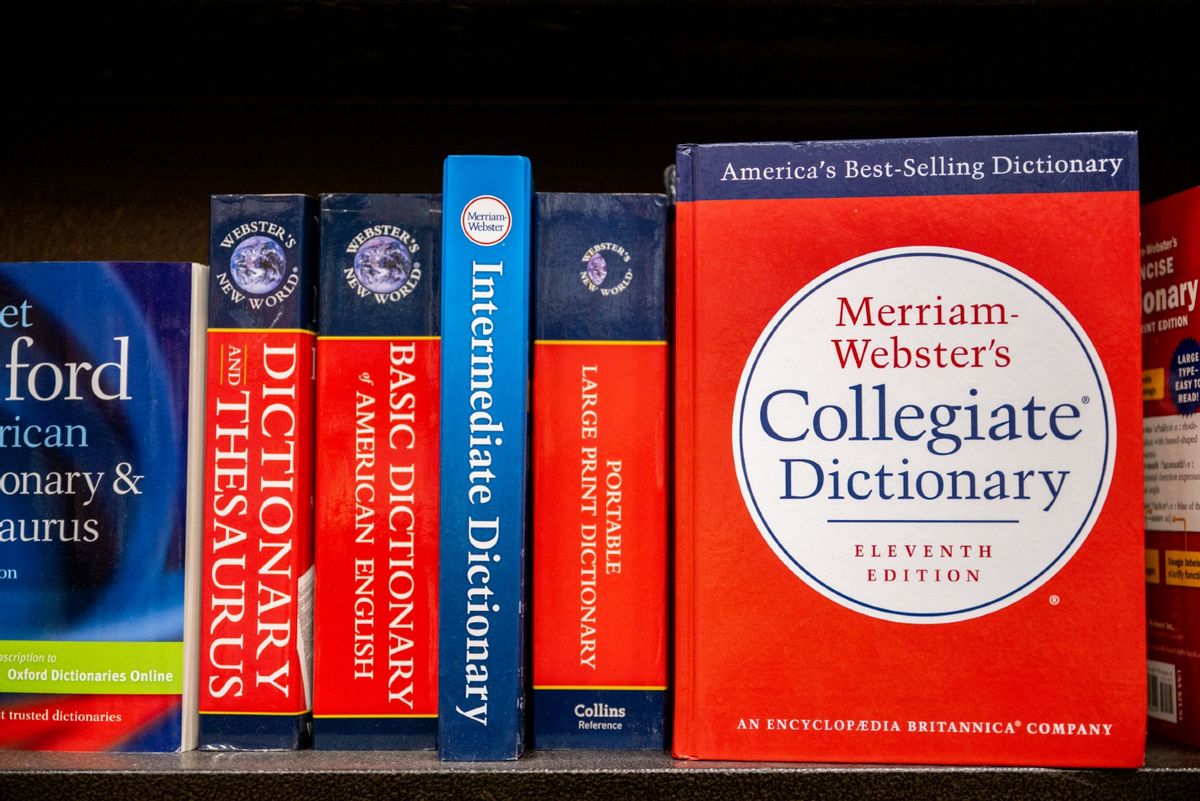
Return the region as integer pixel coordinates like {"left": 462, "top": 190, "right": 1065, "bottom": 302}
{"left": 197, "top": 157, "right": 668, "bottom": 759}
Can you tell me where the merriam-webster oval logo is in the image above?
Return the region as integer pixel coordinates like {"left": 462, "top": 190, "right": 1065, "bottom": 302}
{"left": 733, "top": 246, "right": 1115, "bottom": 624}
{"left": 461, "top": 195, "right": 512, "bottom": 246}
{"left": 344, "top": 225, "right": 423, "bottom": 304}
{"left": 581, "top": 242, "right": 633, "bottom": 297}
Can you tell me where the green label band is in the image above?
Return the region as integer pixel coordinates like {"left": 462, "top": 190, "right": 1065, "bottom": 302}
{"left": 0, "top": 640, "right": 183, "bottom": 695}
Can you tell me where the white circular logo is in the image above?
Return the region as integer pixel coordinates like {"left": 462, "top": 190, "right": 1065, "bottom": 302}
{"left": 733, "top": 247, "right": 1114, "bottom": 624}
{"left": 461, "top": 195, "right": 512, "bottom": 246}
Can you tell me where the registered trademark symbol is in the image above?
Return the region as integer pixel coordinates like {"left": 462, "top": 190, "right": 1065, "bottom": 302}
{"left": 1081, "top": 396, "right": 1090, "bottom": 405}
{"left": 1049, "top": 595, "right": 1061, "bottom": 606}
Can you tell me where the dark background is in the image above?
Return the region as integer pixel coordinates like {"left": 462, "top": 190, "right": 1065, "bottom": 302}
{"left": 1, "top": 0, "right": 1196, "bottom": 263}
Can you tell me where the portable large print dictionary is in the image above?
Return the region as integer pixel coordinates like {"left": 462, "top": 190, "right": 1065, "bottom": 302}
{"left": 0, "top": 261, "right": 207, "bottom": 752}
{"left": 531, "top": 193, "right": 669, "bottom": 749}
{"left": 1142, "top": 185, "right": 1200, "bottom": 747}
{"left": 674, "top": 134, "right": 1144, "bottom": 766}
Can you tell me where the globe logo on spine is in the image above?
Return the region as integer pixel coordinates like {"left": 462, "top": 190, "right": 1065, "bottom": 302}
{"left": 586, "top": 253, "right": 608, "bottom": 287}
{"left": 229, "top": 236, "right": 287, "bottom": 295}
{"left": 733, "top": 247, "right": 1115, "bottom": 624}
{"left": 354, "top": 235, "right": 412, "bottom": 294}
{"left": 580, "top": 242, "right": 633, "bottom": 297}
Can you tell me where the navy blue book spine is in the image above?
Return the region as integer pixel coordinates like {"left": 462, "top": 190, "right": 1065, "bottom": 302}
{"left": 438, "top": 156, "right": 533, "bottom": 761}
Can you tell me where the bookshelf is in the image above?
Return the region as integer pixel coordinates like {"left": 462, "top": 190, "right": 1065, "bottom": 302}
{"left": 2, "top": 743, "right": 1200, "bottom": 798}
{"left": 2, "top": 0, "right": 1199, "bottom": 795}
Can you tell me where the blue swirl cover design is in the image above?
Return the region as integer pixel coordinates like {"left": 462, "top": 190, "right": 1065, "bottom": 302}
{"left": 0, "top": 261, "right": 206, "bottom": 752}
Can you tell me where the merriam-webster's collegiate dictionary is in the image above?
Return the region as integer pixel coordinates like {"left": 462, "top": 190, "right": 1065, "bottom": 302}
{"left": 674, "top": 134, "right": 1144, "bottom": 766}
{"left": 199, "top": 195, "right": 317, "bottom": 750}
{"left": 1142, "top": 185, "right": 1200, "bottom": 747}
{"left": 531, "top": 193, "right": 669, "bottom": 749}
{"left": 438, "top": 156, "right": 532, "bottom": 761}
{"left": 313, "top": 194, "right": 442, "bottom": 749}
{"left": 0, "top": 261, "right": 207, "bottom": 751}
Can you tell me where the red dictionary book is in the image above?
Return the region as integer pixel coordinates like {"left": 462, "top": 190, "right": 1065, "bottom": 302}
{"left": 199, "top": 195, "right": 317, "bottom": 749}
{"left": 1142, "top": 185, "right": 1200, "bottom": 746}
{"left": 531, "top": 193, "right": 669, "bottom": 749}
{"left": 312, "top": 194, "right": 441, "bottom": 749}
{"left": 674, "top": 135, "right": 1145, "bottom": 766}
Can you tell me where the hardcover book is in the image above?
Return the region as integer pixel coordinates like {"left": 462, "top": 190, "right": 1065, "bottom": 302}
{"left": 531, "top": 193, "right": 669, "bottom": 749}
{"left": 674, "top": 134, "right": 1144, "bottom": 766}
{"left": 313, "top": 194, "right": 442, "bottom": 749}
{"left": 1142, "top": 185, "right": 1200, "bottom": 746}
{"left": 438, "top": 155, "right": 532, "bottom": 761}
{"left": 198, "top": 195, "right": 317, "bottom": 750}
{"left": 0, "top": 261, "right": 207, "bottom": 751}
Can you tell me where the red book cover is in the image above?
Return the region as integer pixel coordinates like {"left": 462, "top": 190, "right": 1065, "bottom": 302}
{"left": 674, "top": 135, "right": 1144, "bottom": 766}
{"left": 199, "top": 195, "right": 317, "bottom": 749}
{"left": 531, "top": 193, "right": 669, "bottom": 748}
{"left": 312, "top": 194, "right": 441, "bottom": 749}
{"left": 1142, "top": 185, "right": 1200, "bottom": 746}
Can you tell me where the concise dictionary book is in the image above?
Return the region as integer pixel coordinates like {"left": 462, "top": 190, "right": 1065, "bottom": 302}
{"left": 0, "top": 261, "right": 207, "bottom": 751}
{"left": 199, "top": 195, "right": 317, "bottom": 750}
{"left": 1142, "top": 185, "right": 1200, "bottom": 747}
{"left": 313, "top": 194, "right": 441, "bottom": 749}
{"left": 531, "top": 193, "right": 668, "bottom": 749}
{"left": 674, "top": 134, "right": 1144, "bottom": 766}
{"left": 438, "top": 156, "right": 532, "bottom": 761}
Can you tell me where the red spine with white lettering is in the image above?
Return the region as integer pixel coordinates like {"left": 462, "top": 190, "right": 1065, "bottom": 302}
{"left": 199, "top": 195, "right": 317, "bottom": 750}
{"left": 312, "top": 338, "right": 440, "bottom": 747}
{"left": 530, "top": 193, "right": 669, "bottom": 749}
{"left": 310, "top": 193, "right": 441, "bottom": 749}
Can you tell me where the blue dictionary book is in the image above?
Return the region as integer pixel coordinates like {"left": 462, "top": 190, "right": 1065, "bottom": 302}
{"left": 438, "top": 156, "right": 533, "bottom": 761}
{"left": 0, "top": 261, "right": 207, "bottom": 751}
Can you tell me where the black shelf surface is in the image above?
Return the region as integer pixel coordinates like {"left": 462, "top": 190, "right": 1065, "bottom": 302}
{"left": 1, "top": 740, "right": 1199, "bottom": 800}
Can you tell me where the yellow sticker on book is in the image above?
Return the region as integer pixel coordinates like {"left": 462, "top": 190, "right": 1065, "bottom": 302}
{"left": 1144, "top": 368, "right": 1165, "bottom": 401}
{"left": 1165, "top": 551, "right": 1200, "bottom": 588}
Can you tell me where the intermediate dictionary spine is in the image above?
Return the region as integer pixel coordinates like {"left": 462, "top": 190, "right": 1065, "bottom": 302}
{"left": 313, "top": 194, "right": 442, "bottom": 749}
{"left": 438, "top": 156, "right": 532, "bottom": 761}
{"left": 199, "top": 195, "right": 317, "bottom": 750}
{"left": 531, "top": 193, "right": 669, "bottom": 749}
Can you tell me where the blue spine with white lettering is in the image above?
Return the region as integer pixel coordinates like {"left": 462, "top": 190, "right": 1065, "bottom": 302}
{"left": 437, "top": 156, "right": 533, "bottom": 760}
